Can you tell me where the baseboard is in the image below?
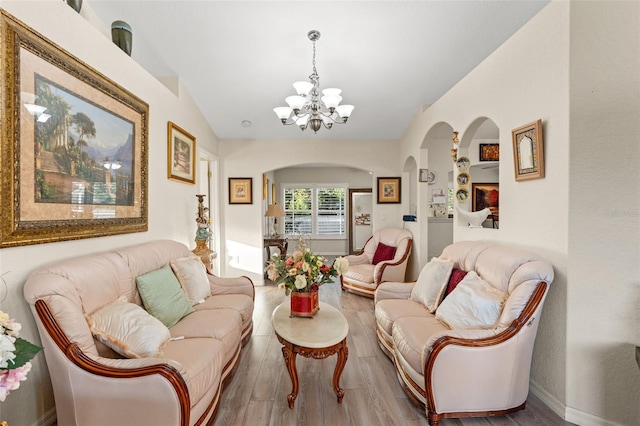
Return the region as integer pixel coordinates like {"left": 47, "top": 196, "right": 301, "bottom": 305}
{"left": 530, "top": 380, "right": 626, "bottom": 426}
{"left": 565, "top": 406, "right": 627, "bottom": 426}
{"left": 32, "top": 407, "right": 56, "bottom": 426}
{"left": 529, "top": 380, "right": 566, "bottom": 420}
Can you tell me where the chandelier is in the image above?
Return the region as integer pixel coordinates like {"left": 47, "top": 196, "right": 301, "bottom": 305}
{"left": 273, "top": 30, "right": 354, "bottom": 133}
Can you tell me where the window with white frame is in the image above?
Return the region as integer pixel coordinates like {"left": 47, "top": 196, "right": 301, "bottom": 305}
{"left": 283, "top": 185, "right": 346, "bottom": 238}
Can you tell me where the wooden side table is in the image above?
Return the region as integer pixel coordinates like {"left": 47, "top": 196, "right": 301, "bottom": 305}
{"left": 264, "top": 237, "right": 288, "bottom": 258}
{"left": 271, "top": 301, "right": 349, "bottom": 408}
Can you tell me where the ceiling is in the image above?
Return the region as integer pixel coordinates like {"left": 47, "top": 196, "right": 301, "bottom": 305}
{"left": 88, "top": 1, "right": 549, "bottom": 141}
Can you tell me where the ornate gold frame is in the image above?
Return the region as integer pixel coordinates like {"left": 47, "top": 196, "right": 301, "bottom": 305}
{"left": 0, "top": 12, "right": 149, "bottom": 247}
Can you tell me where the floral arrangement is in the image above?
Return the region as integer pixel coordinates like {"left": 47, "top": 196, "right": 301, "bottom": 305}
{"left": 266, "top": 239, "right": 349, "bottom": 296}
{"left": 0, "top": 311, "right": 41, "bottom": 402}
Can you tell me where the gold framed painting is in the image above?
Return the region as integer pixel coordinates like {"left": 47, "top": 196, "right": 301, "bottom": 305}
{"left": 377, "top": 177, "right": 401, "bottom": 204}
{"left": 167, "top": 121, "right": 196, "bottom": 184}
{"left": 512, "top": 119, "right": 544, "bottom": 181}
{"left": 229, "top": 178, "right": 253, "bottom": 204}
{"left": 0, "top": 11, "right": 149, "bottom": 248}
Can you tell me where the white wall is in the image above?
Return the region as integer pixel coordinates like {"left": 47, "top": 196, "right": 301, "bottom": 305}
{"left": 400, "top": 0, "right": 570, "bottom": 419}
{"left": 567, "top": 1, "right": 640, "bottom": 425}
{"left": 219, "top": 139, "right": 402, "bottom": 284}
{"left": 0, "top": 2, "right": 219, "bottom": 424}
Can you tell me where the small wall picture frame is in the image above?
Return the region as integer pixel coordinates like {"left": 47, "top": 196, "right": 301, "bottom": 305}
{"left": 229, "top": 178, "right": 253, "bottom": 204}
{"left": 377, "top": 177, "right": 401, "bottom": 204}
{"left": 167, "top": 121, "right": 196, "bottom": 184}
{"left": 479, "top": 143, "right": 500, "bottom": 161}
{"left": 512, "top": 119, "right": 544, "bottom": 181}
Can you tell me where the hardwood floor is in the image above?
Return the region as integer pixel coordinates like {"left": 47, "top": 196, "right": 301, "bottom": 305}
{"left": 213, "top": 281, "right": 573, "bottom": 426}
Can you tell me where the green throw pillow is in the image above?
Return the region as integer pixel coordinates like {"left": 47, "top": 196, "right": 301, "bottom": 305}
{"left": 136, "top": 264, "right": 194, "bottom": 328}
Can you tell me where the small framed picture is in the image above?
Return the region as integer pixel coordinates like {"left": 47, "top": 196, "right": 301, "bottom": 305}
{"left": 479, "top": 143, "right": 500, "bottom": 161}
{"left": 512, "top": 119, "right": 544, "bottom": 181}
{"left": 472, "top": 183, "right": 499, "bottom": 213}
{"left": 229, "top": 178, "right": 253, "bottom": 204}
{"left": 377, "top": 177, "right": 401, "bottom": 204}
{"left": 167, "top": 121, "right": 196, "bottom": 184}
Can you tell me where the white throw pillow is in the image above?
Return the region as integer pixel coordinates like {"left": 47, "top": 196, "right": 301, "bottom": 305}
{"left": 435, "top": 271, "right": 507, "bottom": 330}
{"left": 170, "top": 256, "right": 211, "bottom": 305}
{"left": 410, "top": 257, "right": 454, "bottom": 312}
{"left": 86, "top": 296, "right": 171, "bottom": 358}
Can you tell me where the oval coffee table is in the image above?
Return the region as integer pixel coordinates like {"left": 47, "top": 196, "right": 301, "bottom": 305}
{"left": 271, "top": 301, "right": 349, "bottom": 408}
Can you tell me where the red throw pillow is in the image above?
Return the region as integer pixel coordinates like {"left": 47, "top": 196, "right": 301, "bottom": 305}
{"left": 372, "top": 243, "right": 397, "bottom": 265}
{"left": 444, "top": 268, "right": 468, "bottom": 298}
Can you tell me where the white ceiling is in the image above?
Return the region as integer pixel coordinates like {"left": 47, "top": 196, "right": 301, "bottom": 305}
{"left": 88, "top": 1, "right": 549, "bottom": 141}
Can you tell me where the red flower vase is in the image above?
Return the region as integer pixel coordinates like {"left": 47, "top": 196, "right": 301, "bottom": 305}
{"left": 290, "top": 289, "right": 319, "bottom": 318}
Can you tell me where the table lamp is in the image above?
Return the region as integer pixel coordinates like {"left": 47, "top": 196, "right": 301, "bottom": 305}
{"left": 265, "top": 203, "right": 285, "bottom": 237}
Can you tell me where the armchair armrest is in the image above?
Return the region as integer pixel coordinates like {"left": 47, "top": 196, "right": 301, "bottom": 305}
{"left": 374, "top": 258, "right": 408, "bottom": 284}
{"left": 208, "top": 274, "right": 255, "bottom": 300}
{"left": 374, "top": 281, "right": 415, "bottom": 304}
{"left": 344, "top": 253, "right": 370, "bottom": 266}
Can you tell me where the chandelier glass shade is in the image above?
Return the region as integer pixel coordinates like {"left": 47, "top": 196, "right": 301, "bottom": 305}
{"left": 273, "top": 30, "right": 354, "bottom": 133}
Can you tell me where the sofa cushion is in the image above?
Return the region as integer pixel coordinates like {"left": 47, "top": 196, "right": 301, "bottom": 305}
{"left": 372, "top": 242, "right": 397, "bottom": 265}
{"left": 393, "top": 315, "right": 449, "bottom": 375}
{"left": 136, "top": 264, "right": 194, "bottom": 328}
{"left": 86, "top": 296, "right": 170, "bottom": 358}
{"left": 170, "top": 309, "right": 241, "bottom": 366}
{"left": 410, "top": 258, "right": 454, "bottom": 312}
{"left": 162, "top": 337, "right": 224, "bottom": 409}
{"left": 194, "top": 294, "right": 254, "bottom": 332}
{"left": 435, "top": 271, "right": 507, "bottom": 330}
{"left": 170, "top": 256, "right": 211, "bottom": 305}
{"left": 375, "top": 298, "right": 431, "bottom": 338}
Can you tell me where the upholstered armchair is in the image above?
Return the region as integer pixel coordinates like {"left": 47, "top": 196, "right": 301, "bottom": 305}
{"left": 374, "top": 241, "right": 554, "bottom": 425}
{"left": 340, "top": 227, "right": 412, "bottom": 298}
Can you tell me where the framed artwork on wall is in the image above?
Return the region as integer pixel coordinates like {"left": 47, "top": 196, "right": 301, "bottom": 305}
{"left": 229, "top": 178, "right": 253, "bottom": 204}
{"left": 479, "top": 143, "right": 500, "bottom": 161}
{"left": 377, "top": 177, "right": 401, "bottom": 204}
{"left": 0, "top": 11, "right": 149, "bottom": 248}
{"left": 472, "top": 183, "right": 499, "bottom": 213}
{"left": 512, "top": 119, "right": 544, "bottom": 181}
{"left": 167, "top": 121, "right": 196, "bottom": 184}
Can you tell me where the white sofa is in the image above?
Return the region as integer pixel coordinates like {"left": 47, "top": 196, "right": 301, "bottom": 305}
{"left": 374, "top": 241, "right": 553, "bottom": 425}
{"left": 23, "top": 240, "right": 254, "bottom": 426}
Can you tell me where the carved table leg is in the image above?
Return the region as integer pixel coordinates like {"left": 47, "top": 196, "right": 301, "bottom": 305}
{"left": 333, "top": 339, "right": 348, "bottom": 403}
{"left": 281, "top": 345, "right": 299, "bottom": 408}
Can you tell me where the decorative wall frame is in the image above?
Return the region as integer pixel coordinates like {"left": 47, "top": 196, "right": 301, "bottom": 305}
{"left": 229, "top": 178, "right": 253, "bottom": 204}
{"left": 167, "top": 121, "right": 196, "bottom": 184}
{"left": 479, "top": 143, "right": 500, "bottom": 161}
{"left": 377, "top": 177, "right": 401, "bottom": 204}
{"left": 512, "top": 119, "right": 544, "bottom": 181}
{"left": 472, "top": 183, "right": 499, "bottom": 213}
{"left": 262, "top": 174, "right": 268, "bottom": 200}
{"left": 0, "top": 11, "right": 149, "bottom": 248}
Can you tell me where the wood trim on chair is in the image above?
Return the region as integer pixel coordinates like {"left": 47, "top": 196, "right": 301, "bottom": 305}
{"left": 422, "top": 281, "right": 548, "bottom": 425}
{"left": 35, "top": 300, "right": 192, "bottom": 426}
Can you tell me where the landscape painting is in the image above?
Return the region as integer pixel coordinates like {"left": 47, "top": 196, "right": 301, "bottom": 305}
{"left": 35, "top": 76, "right": 135, "bottom": 206}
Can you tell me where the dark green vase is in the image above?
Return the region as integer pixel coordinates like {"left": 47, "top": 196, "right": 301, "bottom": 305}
{"left": 66, "top": 0, "right": 82, "bottom": 13}
{"left": 111, "top": 20, "right": 132, "bottom": 56}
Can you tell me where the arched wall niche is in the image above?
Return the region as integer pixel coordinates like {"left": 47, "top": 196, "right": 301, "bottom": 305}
{"left": 418, "top": 121, "right": 454, "bottom": 266}
{"left": 455, "top": 117, "right": 500, "bottom": 229}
